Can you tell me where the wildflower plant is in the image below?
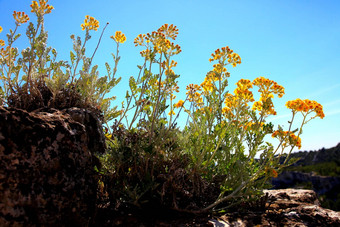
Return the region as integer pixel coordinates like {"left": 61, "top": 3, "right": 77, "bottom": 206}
{"left": 0, "top": 0, "right": 122, "bottom": 123}
{"left": 0, "top": 0, "right": 325, "bottom": 214}
{"left": 99, "top": 24, "right": 186, "bottom": 207}
{"left": 179, "top": 47, "right": 325, "bottom": 211}
{"left": 101, "top": 22, "right": 324, "bottom": 212}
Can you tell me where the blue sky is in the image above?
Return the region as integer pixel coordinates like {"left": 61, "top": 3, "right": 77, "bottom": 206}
{"left": 1, "top": 0, "right": 339, "bottom": 152}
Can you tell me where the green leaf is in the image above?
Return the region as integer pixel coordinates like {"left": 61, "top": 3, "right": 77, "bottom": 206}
{"left": 70, "top": 51, "right": 76, "bottom": 64}
{"left": 105, "top": 62, "right": 111, "bottom": 74}
{"left": 13, "top": 33, "right": 21, "bottom": 42}
{"left": 129, "top": 76, "right": 137, "bottom": 91}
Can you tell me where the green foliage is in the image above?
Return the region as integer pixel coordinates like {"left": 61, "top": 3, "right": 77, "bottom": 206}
{"left": 1, "top": 1, "right": 326, "bottom": 214}
{"left": 0, "top": 4, "right": 121, "bottom": 122}
{"left": 288, "top": 161, "right": 340, "bottom": 177}
{"left": 98, "top": 120, "right": 213, "bottom": 210}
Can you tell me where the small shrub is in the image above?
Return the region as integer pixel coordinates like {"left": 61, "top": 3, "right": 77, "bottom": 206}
{"left": 0, "top": 0, "right": 325, "bottom": 214}
{"left": 0, "top": 0, "right": 121, "bottom": 122}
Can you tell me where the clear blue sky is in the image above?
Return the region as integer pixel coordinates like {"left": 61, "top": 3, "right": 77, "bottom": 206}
{"left": 1, "top": 0, "right": 339, "bottom": 152}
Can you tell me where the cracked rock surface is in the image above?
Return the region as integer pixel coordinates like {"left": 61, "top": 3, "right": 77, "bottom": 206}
{"left": 0, "top": 107, "right": 104, "bottom": 226}
{"left": 211, "top": 189, "right": 340, "bottom": 227}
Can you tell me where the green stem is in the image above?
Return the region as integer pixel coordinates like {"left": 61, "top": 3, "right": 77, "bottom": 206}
{"left": 90, "top": 22, "right": 109, "bottom": 64}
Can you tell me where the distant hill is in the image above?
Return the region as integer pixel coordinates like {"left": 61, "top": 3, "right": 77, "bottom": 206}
{"left": 271, "top": 142, "right": 340, "bottom": 211}
{"left": 288, "top": 143, "right": 340, "bottom": 167}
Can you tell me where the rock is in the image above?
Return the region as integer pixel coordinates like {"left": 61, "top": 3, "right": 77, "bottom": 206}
{"left": 64, "top": 107, "right": 106, "bottom": 154}
{"left": 211, "top": 189, "right": 340, "bottom": 227}
{"left": 0, "top": 106, "right": 104, "bottom": 226}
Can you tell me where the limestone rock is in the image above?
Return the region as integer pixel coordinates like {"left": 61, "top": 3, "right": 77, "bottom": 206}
{"left": 210, "top": 189, "right": 340, "bottom": 227}
{"left": 0, "top": 106, "right": 103, "bottom": 226}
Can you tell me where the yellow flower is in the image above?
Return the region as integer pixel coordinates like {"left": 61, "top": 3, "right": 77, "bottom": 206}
{"left": 170, "top": 94, "right": 176, "bottom": 100}
{"left": 168, "top": 110, "right": 175, "bottom": 116}
{"left": 0, "top": 26, "right": 4, "bottom": 46}
{"left": 212, "top": 63, "right": 227, "bottom": 74}
{"left": 272, "top": 169, "right": 278, "bottom": 178}
{"left": 289, "top": 133, "right": 302, "bottom": 149}
{"left": 286, "top": 99, "right": 324, "bottom": 119}
{"left": 272, "top": 130, "right": 302, "bottom": 149}
{"left": 157, "top": 24, "right": 179, "bottom": 40}
{"left": 200, "top": 77, "right": 214, "bottom": 93}
{"left": 13, "top": 11, "right": 29, "bottom": 25}
{"left": 186, "top": 84, "right": 203, "bottom": 104}
{"left": 174, "top": 100, "right": 184, "bottom": 108}
{"left": 31, "top": 0, "right": 54, "bottom": 15}
{"left": 134, "top": 34, "right": 147, "bottom": 46}
{"left": 222, "top": 106, "right": 231, "bottom": 115}
{"left": 209, "top": 46, "right": 233, "bottom": 62}
{"left": 234, "top": 79, "right": 254, "bottom": 103}
{"left": 228, "top": 53, "right": 241, "bottom": 67}
{"left": 111, "top": 31, "right": 126, "bottom": 44}
{"left": 252, "top": 101, "right": 263, "bottom": 111}
{"left": 81, "top": 15, "right": 99, "bottom": 31}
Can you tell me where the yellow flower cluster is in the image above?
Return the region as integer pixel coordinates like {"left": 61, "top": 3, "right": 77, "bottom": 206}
{"left": 151, "top": 80, "right": 164, "bottom": 89}
{"left": 13, "top": 11, "right": 29, "bottom": 25}
{"left": 154, "top": 33, "right": 179, "bottom": 54}
{"left": 134, "top": 34, "right": 146, "bottom": 47}
{"left": 272, "top": 130, "right": 302, "bottom": 149}
{"left": 186, "top": 84, "right": 203, "bottom": 105}
{"left": 251, "top": 77, "right": 285, "bottom": 115}
{"left": 220, "top": 79, "right": 255, "bottom": 117}
{"left": 234, "top": 79, "right": 254, "bottom": 103}
{"left": 81, "top": 15, "right": 99, "bottom": 31}
{"left": 174, "top": 100, "right": 184, "bottom": 108}
{"left": 209, "top": 46, "right": 241, "bottom": 67}
{"left": 200, "top": 70, "right": 228, "bottom": 94}
{"left": 200, "top": 77, "right": 214, "bottom": 93}
{"left": 31, "top": 0, "right": 54, "bottom": 15}
{"left": 0, "top": 26, "right": 4, "bottom": 47}
{"left": 172, "top": 83, "right": 180, "bottom": 93}
{"left": 134, "top": 24, "right": 181, "bottom": 57}
{"left": 223, "top": 93, "right": 238, "bottom": 116}
{"left": 253, "top": 77, "right": 285, "bottom": 98}
{"left": 170, "top": 93, "right": 176, "bottom": 100}
{"left": 221, "top": 106, "right": 230, "bottom": 115}
{"left": 157, "top": 23, "right": 179, "bottom": 40}
{"left": 286, "top": 99, "right": 325, "bottom": 119}
{"left": 243, "top": 121, "right": 264, "bottom": 131}
{"left": 228, "top": 53, "right": 241, "bottom": 67}
{"left": 212, "top": 63, "right": 227, "bottom": 74}
{"left": 209, "top": 46, "right": 232, "bottom": 62}
{"left": 161, "top": 59, "right": 178, "bottom": 76}
{"left": 111, "top": 31, "right": 126, "bottom": 44}
{"left": 139, "top": 49, "right": 151, "bottom": 59}
{"left": 265, "top": 167, "right": 278, "bottom": 178}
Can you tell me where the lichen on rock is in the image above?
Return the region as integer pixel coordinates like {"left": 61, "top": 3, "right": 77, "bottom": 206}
{"left": 0, "top": 106, "right": 104, "bottom": 226}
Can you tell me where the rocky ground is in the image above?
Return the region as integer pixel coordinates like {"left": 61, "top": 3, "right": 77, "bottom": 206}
{"left": 93, "top": 189, "right": 340, "bottom": 227}
{"left": 2, "top": 107, "right": 339, "bottom": 226}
